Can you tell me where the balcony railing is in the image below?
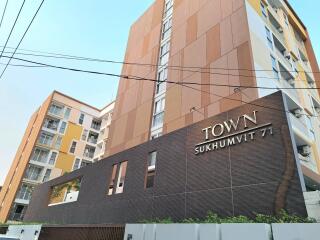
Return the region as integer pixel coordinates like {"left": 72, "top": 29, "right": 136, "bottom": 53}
{"left": 87, "top": 137, "right": 98, "bottom": 144}
{"left": 289, "top": 113, "right": 315, "bottom": 142}
{"left": 9, "top": 212, "right": 24, "bottom": 222}
{"left": 275, "top": 49, "right": 292, "bottom": 72}
{"left": 280, "top": 79, "right": 299, "bottom": 102}
{"left": 83, "top": 151, "right": 94, "bottom": 159}
{"left": 91, "top": 123, "right": 101, "bottom": 131}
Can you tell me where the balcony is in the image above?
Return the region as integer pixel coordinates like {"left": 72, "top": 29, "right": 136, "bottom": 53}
{"left": 268, "top": 9, "right": 285, "bottom": 44}
{"left": 48, "top": 104, "right": 64, "bottom": 118}
{"left": 43, "top": 118, "right": 60, "bottom": 132}
{"left": 274, "top": 41, "right": 293, "bottom": 72}
{"left": 289, "top": 113, "right": 315, "bottom": 143}
{"left": 83, "top": 145, "right": 95, "bottom": 159}
{"left": 91, "top": 119, "right": 101, "bottom": 131}
{"left": 87, "top": 131, "right": 99, "bottom": 145}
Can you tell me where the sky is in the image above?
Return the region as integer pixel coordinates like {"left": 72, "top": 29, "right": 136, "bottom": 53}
{"left": 0, "top": 0, "right": 319, "bottom": 185}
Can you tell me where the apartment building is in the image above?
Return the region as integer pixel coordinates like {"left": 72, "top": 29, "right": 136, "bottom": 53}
{"left": 0, "top": 91, "right": 114, "bottom": 223}
{"left": 106, "top": 0, "right": 320, "bottom": 190}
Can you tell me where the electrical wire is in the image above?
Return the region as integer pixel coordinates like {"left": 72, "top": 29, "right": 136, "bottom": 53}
{"left": 0, "top": 0, "right": 9, "bottom": 32}
{"left": 2, "top": 55, "right": 320, "bottom": 91}
{"left": 1, "top": 54, "right": 318, "bottom": 118}
{"left": 0, "top": 0, "right": 26, "bottom": 62}
{"left": 0, "top": 45, "right": 319, "bottom": 76}
{"left": 0, "top": 0, "right": 45, "bottom": 80}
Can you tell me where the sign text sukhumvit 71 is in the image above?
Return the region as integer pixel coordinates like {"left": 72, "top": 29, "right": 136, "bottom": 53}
{"left": 194, "top": 111, "right": 273, "bottom": 155}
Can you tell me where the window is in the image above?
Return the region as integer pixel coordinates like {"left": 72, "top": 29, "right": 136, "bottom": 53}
{"left": 271, "top": 55, "right": 279, "bottom": 80}
{"left": 107, "top": 161, "right": 128, "bottom": 195}
{"left": 145, "top": 151, "right": 157, "bottom": 188}
{"left": 73, "top": 158, "right": 81, "bottom": 170}
{"left": 162, "top": 18, "right": 172, "bottom": 40}
{"left": 115, "top": 161, "right": 128, "bottom": 194}
{"left": 108, "top": 164, "right": 118, "bottom": 195}
{"left": 81, "top": 129, "right": 88, "bottom": 141}
{"left": 80, "top": 160, "right": 91, "bottom": 168}
{"left": 16, "top": 184, "right": 33, "bottom": 200}
{"left": 25, "top": 165, "right": 42, "bottom": 181}
{"left": 49, "top": 104, "right": 63, "bottom": 116}
{"left": 55, "top": 136, "right": 62, "bottom": 149}
{"left": 91, "top": 119, "right": 102, "bottom": 131}
{"left": 265, "top": 27, "right": 273, "bottom": 49}
{"left": 79, "top": 113, "right": 85, "bottom": 125}
{"left": 49, "top": 178, "right": 82, "bottom": 206}
{"left": 31, "top": 148, "right": 49, "bottom": 163}
{"left": 64, "top": 108, "right": 71, "bottom": 119}
{"left": 48, "top": 152, "right": 57, "bottom": 165}
{"left": 159, "top": 41, "right": 170, "bottom": 65}
{"left": 283, "top": 12, "right": 289, "bottom": 26}
{"left": 150, "top": 132, "right": 162, "bottom": 140}
{"left": 69, "top": 141, "right": 77, "bottom": 154}
{"left": 164, "top": 0, "right": 173, "bottom": 18}
{"left": 260, "top": 1, "right": 267, "bottom": 18}
{"left": 152, "top": 98, "right": 165, "bottom": 128}
{"left": 43, "top": 118, "right": 60, "bottom": 131}
{"left": 156, "top": 68, "right": 168, "bottom": 94}
{"left": 38, "top": 132, "right": 54, "bottom": 146}
{"left": 43, "top": 169, "right": 52, "bottom": 182}
{"left": 87, "top": 131, "right": 99, "bottom": 144}
{"left": 83, "top": 145, "right": 95, "bottom": 159}
{"left": 59, "top": 122, "right": 67, "bottom": 134}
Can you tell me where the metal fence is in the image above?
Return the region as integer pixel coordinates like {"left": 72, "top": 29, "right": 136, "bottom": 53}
{"left": 38, "top": 224, "right": 125, "bottom": 240}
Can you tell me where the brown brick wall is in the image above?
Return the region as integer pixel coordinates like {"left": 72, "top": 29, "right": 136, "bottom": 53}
{"left": 25, "top": 92, "right": 307, "bottom": 224}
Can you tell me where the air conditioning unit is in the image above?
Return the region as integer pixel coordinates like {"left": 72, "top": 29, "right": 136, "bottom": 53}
{"left": 294, "top": 108, "right": 302, "bottom": 118}
{"left": 278, "top": 27, "right": 283, "bottom": 33}
{"left": 299, "top": 145, "right": 311, "bottom": 157}
{"left": 288, "top": 78, "right": 295, "bottom": 86}
{"left": 273, "top": 7, "right": 278, "bottom": 12}
{"left": 284, "top": 51, "right": 291, "bottom": 59}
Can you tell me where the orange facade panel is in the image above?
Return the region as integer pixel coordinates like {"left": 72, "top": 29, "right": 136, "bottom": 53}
{"left": 0, "top": 94, "right": 53, "bottom": 222}
{"left": 106, "top": 0, "right": 258, "bottom": 157}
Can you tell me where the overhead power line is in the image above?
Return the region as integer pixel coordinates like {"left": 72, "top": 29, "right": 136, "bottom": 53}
{"left": 0, "top": 45, "right": 319, "bottom": 76}
{"left": 0, "top": 0, "right": 9, "bottom": 32}
{"left": 2, "top": 54, "right": 320, "bottom": 91}
{"left": 0, "top": 0, "right": 26, "bottom": 62}
{"left": 0, "top": 54, "right": 317, "bottom": 118}
{"left": 1, "top": 48, "right": 317, "bottom": 83}
{"left": 1, "top": 54, "right": 319, "bottom": 118}
{"left": 0, "top": 0, "right": 45, "bottom": 80}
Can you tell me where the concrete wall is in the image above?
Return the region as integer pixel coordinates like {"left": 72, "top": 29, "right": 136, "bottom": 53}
{"left": 124, "top": 223, "right": 320, "bottom": 240}
{"left": 0, "top": 225, "right": 41, "bottom": 240}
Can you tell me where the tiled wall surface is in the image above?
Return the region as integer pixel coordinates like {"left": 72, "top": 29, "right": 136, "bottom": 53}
{"left": 24, "top": 92, "right": 307, "bottom": 224}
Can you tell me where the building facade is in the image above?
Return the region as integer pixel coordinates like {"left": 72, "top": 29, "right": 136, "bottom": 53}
{"left": 106, "top": 0, "right": 320, "bottom": 196}
{"left": 25, "top": 92, "right": 309, "bottom": 224}
{"left": 0, "top": 91, "right": 114, "bottom": 223}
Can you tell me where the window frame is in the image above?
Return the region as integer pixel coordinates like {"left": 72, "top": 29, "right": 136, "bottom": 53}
{"left": 69, "top": 140, "right": 78, "bottom": 154}
{"left": 145, "top": 151, "right": 157, "bottom": 189}
{"left": 48, "top": 151, "right": 58, "bottom": 165}
{"left": 78, "top": 113, "right": 85, "bottom": 125}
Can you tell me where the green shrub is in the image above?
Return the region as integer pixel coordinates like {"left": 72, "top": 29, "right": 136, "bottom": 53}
{"left": 140, "top": 210, "right": 316, "bottom": 224}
